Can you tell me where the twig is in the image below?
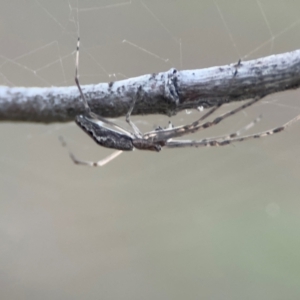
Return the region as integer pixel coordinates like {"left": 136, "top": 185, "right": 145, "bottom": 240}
{"left": 1, "top": 49, "right": 300, "bottom": 123}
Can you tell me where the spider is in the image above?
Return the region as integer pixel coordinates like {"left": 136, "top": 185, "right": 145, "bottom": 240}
{"left": 60, "top": 38, "right": 300, "bottom": 167}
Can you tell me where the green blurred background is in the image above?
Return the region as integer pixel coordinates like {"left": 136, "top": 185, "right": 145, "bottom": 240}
{"left": 1, "top": 0, "right": 300, "bottom": 299}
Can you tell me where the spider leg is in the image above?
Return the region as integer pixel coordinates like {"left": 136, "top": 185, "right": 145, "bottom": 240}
{"left": 89, "top": 84, "right": 144, "bottom": 138}
{"left": 144, "top": 96, "right": 262, "bottom": 142}
{"left": 75, "top": 37, "right": 133, "bottom": 137}
{"left": 75, "top": 37, "right": 90, "bottom": 114}
{"left": 126, "top": 86, "right": 143, "bottom": 137}
{"left": 144, "top": 104, "right": 222, "bottom": 139}
{"left": 196, "top": 103, "right": 223, "bottom": 121}
{"left": 231, "top": 115, "right": 262, "bottom": 138}
{"left": 69, "top": 150, "right": 123, "bottom": 167}
{"left": 165, "top": 113, "right": 300, "bottom": 148}
{"left": 59, "top": 136, "right": 123, "bottom": 167}
{"left": 216, "top": 113, "right": 300, "bottom": 145}
{"left": 205, "top": 115, "right": 262, "bottom": 142}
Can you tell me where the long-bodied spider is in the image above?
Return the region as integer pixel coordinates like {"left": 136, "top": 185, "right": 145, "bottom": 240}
{"left": 60, "top": 38, "right": 300, "bottom": 167}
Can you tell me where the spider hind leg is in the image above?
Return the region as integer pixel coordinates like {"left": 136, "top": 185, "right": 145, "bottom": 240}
{"left": 59, "top": 136, "right": 123, "bottom": 167}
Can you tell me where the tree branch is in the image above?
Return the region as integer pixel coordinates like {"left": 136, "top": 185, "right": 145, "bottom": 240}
{"left": 1, "top": 49, "right": 300, "bottom": 123}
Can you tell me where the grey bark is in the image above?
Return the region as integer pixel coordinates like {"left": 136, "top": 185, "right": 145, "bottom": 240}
{"left": 0, "top": 49, "right": 300, "bottom": 123}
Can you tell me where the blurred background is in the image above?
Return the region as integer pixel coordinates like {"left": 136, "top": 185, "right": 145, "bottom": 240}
{"left": 1, "top": 0, "right": 300, "bottom": 299}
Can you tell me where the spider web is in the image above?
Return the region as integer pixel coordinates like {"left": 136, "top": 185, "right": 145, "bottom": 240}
{"left": 1, "top": 1, "right": 300, "bottom": 299}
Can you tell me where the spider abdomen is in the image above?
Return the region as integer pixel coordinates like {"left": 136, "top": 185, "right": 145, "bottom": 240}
{"left": 75, "top": 115, "right": 134, "bottom": 151}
